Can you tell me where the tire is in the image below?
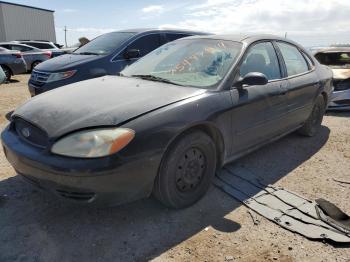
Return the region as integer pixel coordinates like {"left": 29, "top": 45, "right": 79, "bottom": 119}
{"left": 1, "top": 66, "right": 11, "bottom": 81}
{"left": 298, "top": 95, "right": 325, "bottom": 137}
{"left": 31, "top": 61, "right": 41, "bottom": 71}
{"left": 153, "top": 131, "right": 217, "bottom": 209}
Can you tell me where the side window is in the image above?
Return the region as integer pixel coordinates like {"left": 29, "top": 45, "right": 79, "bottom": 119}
{"left": 126, "top": 34, "right": 161, "bottom": 57}
{"left": 240, "top": 42, "right": 281, "bottom": 81}
{"left": 302, "top": 52, "right": 314, "bottom": 69}
{"left": 11, "top": 45, "right": 32, "bottom": 52}
{"left": 0, "top": 45, "right": 11, "bottom": 50}
{"left": 277, "top": 42, "right": 309, "bottom": 76}
{"left": 27, "top": 42, "right": 51, "bottom": 49}
{"left": 165, "top": 33, "right": 191, "bottom": 43}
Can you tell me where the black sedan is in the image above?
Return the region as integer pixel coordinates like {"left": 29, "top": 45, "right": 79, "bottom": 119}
{"left": 1, "top": 34, "right": 332, "bottom": 208}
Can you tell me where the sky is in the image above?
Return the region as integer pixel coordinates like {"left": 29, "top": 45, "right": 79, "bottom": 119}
{"left": 4, "top": 0, "right": 350, "bottom": 47}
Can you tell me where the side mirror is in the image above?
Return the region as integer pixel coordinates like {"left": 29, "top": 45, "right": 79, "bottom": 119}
{"left": 124, "top": 49, "right": 140, "bottom": 59}
{"left": 235, "top": 72, "right": 268, "bottom": 89}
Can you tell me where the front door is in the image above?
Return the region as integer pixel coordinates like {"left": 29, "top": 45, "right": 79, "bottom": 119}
{"left": 229, "top": 41, "right": 289, "bottom": 155}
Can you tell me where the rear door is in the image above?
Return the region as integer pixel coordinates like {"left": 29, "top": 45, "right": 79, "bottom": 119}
{"left": 275, "top": 41, "right": 320, "bottom": 127}
{"left": 112, "top": 33, "right": 164, "bottom": 73}
{"left": 9, "top": 44, "right": 36, "bottom": 66}
{"left": 230, "top": 41, "right": 289, "bottom": 155}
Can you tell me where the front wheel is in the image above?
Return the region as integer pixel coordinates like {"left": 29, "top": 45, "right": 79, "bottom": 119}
{"left": 1, "top": 66, "right": 11, "bottom": 81}
{"left": 153, "top": 131, "right": 217, "bottom": 209}
{"left": 298, "top": 95, "right": 325, "bottom": 137}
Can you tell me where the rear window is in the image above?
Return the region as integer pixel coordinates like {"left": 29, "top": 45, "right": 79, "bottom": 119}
{"left": 315, "top": 52, "right": 350, "bottom": 67}
{"left": 277, "top": 42, "right": 309, "bottom": 76}
{"left": 74, "top": 32, "right": 136, "bottom": 55}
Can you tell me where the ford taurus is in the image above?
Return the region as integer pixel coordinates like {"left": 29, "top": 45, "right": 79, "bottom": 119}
{"left": 1, "top": 34, "right": 333, "bottom": 208}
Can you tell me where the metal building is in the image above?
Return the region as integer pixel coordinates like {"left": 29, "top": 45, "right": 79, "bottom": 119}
{"left": 0, "top": 1, "right": 56, "bottom": 42}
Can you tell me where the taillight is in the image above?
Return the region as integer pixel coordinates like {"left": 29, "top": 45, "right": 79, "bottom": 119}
{"left": 44, "top": 51, "right": 52, "bottom": 58}
{"left": 12, "top": 53, "right": 22, "bottom": 58}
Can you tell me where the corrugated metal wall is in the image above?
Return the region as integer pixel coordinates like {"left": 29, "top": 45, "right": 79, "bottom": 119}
{"left": 0, "top": 3, "right": 56, "bottom": 42}
{"left": 0, "top": 6, "right": 6, "bottom": 42}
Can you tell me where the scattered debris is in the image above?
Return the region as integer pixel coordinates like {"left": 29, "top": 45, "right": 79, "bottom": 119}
{"left": 214, "top": 166, "right": 350, "bottom": 243}
{"left": 204, "top": 227, "right": 209, "bottom": 231}
{"left": 333, "top": 178, "right": 350, "bottom": 185}
{"left": 315, "top": 198, "right": 350, "bottom": 234}
{"left": 247, "top": 210, "right": 260, "bottom": 225}
{"left": 225, "top": 255, "right": 234, "bottom": 261}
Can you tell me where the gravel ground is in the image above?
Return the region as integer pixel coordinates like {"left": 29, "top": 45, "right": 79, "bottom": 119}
{"left": 0, "top": 75, "right": 349, "bottom": 262}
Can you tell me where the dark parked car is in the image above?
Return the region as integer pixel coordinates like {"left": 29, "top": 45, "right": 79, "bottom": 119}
{"left": 28, "top": 28, "right": 208, "bottom": 96}
{"left": 0, "top": 42, "right": 51, "bottom": 71}
{"left": 0, "top": 47, "right": 27, "bottom": 81}
{"left": 314, "top": 47, "right": 350, "bottom": 110}
{"left": 15, "top": 40, "right": 65, "bottom": 58}
{"left": 2, "top": 34, "right": 332, "bottom": 208}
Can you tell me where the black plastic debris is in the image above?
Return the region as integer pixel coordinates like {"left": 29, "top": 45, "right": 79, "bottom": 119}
{"left": 214, "top": 165, "right": 350, "bottom": 243}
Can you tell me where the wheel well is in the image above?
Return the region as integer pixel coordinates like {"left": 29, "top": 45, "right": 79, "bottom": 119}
{"left": 0, "top": 65, "right": 12, "bottom": 75}
{"left": 171, "top": 124, "right": 226, "bottom": 169}
{"left": 31, "top": 60, "right": 42, "bottom": 69}
{"left": 321, "top": 92, "right": 328, "bottom": 105}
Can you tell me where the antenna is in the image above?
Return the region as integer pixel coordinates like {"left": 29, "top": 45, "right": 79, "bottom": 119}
{"left": 64, "top": 26, "right": 68, "bottom": 47}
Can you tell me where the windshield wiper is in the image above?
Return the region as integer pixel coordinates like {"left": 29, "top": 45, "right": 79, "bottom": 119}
{"left": 131, "top": 74, "right": 183, "bottom": 86}
{"left": 74, "top": 52, "right": 101, "bottom": 55}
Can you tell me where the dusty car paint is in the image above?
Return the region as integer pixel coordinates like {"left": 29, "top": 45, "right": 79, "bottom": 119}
{"left": 1, "top": 34, "right": 333, "bottom": 206}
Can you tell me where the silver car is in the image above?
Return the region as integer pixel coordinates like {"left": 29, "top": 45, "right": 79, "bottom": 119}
{"left": 0, "top": 43, "right": 52, "bottom": 71}
{"left": 0, "top": 66, "right": 5, "bottom": 84}
{"left": 314, "top": 48, "right": 350, "bottom": 110}
{"left": 0, "top": 47, "right": 27, "bottom": 81}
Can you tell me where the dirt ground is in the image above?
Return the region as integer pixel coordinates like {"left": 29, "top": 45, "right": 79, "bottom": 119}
{"left": 0, "top": 75, "right": 349, "bottom": 262}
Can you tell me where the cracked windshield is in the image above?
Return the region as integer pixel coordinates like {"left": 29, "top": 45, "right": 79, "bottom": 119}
{"left": 122, "top": 39, "right": 242, "bottom": 88}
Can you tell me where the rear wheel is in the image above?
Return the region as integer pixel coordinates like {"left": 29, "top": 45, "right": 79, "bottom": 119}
{"left": 153, "top": 131, "right": 216, "bottom": 209}
{"left": 298, "top": 95, "right": 325, "bottom": 137}
{"left": 1, "top": 66, "right": 11, "bottom": 81}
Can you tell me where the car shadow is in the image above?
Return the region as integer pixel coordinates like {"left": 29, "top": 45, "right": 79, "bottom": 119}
{"left": 326, "top": 111, "right": 350, "bottom": 118}
{"left": 3, "top": 79, "right": 20, "bottom": 84}
{"left": 0, "top": 126, "right": 330, "bottom": 262}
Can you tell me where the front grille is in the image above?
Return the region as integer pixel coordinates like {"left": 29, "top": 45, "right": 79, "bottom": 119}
{"left": 56, "top": 189, "right": 96, "bottom": 202}
{"left": 30, "top": 70, "right": 51, "bottom": 87}
{"left": 334, "top": 79, "right": 350, "bottom": 91}
{"left": 14, "top": 118, "right": 49, "bottom": 148}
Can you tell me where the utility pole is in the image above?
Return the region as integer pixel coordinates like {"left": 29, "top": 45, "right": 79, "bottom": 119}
{"left": 284, "top": 32, "right": 288, "bottom": 38}
{"left": 64, "top": 26, "right": 68, "bottom": 47}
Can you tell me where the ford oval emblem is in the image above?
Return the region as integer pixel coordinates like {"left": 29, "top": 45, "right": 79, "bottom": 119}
{"left": 21, "top": 127, "right": 31, "bottom": 138}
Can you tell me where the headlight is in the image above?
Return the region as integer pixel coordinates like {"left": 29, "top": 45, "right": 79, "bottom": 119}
{"left": 51, "top": 128, "right": 135, "bottom": 158}
{"left": 46, "top": 70, "right": 76, "bottom": 83}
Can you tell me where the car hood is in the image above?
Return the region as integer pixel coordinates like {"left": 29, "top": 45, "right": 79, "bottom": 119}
{"left": 331, "top": 68, "right": 350, "bottom": 80}
{"left": 13, "top": 76, "right": 206, "bottom": 138}
{"left": 35, "top": 53, "right": 99, "bottom": 71}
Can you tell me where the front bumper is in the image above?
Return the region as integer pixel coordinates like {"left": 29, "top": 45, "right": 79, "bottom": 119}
{"left": 1, "top": 125, "right": 159, "bottom": 206}
{"left": 328, "top": 89, "right": 350, "bottom": 111}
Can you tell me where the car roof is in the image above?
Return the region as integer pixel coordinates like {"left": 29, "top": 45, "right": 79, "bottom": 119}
{"left": 314, "top": 47, "right": 350, "bottom": 54}
{"left": 182, "top": 33, "right": 303, "bottom": 46}
{"left": 113, "top": 28, "right": 209, "bottom": 35}
{"left": 19, "top": 40, "right": 54, "bottom": 44}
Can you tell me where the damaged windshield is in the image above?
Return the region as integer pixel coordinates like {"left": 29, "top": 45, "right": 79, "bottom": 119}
{"left": 121, "top": 39, "right": 242, "bottom": 88}
{"left": 315, "top": 52, "right": 350, "bottom": 68}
